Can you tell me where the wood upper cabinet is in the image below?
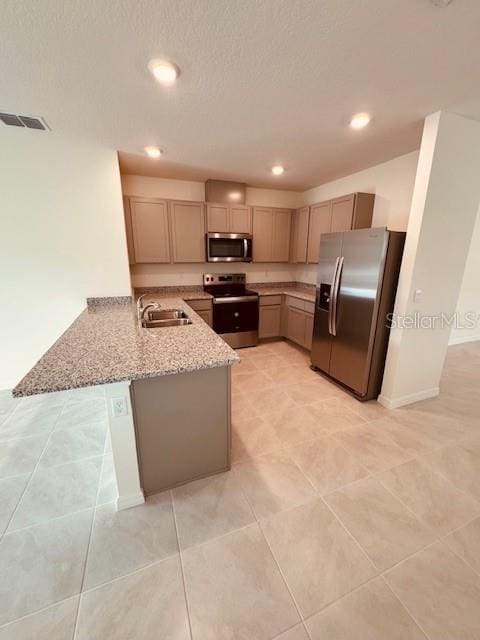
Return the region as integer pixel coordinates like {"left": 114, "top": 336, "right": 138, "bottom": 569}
{"left": 230, "top": 205, "right": 252, "bottom": 233}
{"left": 291, "top": 206, "right": 310, "bottom": 263}
{"left": 206, "top": 204, "right": 229, "bottom": 232}
{"left": 252, "top": 207, "right": 292, "bottom": 262}
{"left": 252, "top": 207, "right": 273, "bottom": 262}
{"left": 206, "top": 203, "right": 252, "bottom": 234}
{"left": 129, "top": 197, "right": 171, "bottom": 264}
{"left": 330, "top": 194, "right": 355, "bottom": 233}
{"left": 169, "top": 200, "right": 205, "bottom": 263}
{"left": 307, "top": 201, "right": 332, "bottom": 264}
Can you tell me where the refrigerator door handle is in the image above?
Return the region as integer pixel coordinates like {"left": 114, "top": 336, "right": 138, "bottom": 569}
{"left": 331, "top": 256, "right": 344, "bottom": 337}
{"left": 328, "top": 257, "right": 341, "bottom": 335}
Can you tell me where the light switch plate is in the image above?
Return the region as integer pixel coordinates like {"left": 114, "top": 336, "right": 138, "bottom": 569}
{"left": 111, "top": 396, "right": 128, "bottom": 417}
{"left": 413, "top": 288, "right": 423, "bottom": 303}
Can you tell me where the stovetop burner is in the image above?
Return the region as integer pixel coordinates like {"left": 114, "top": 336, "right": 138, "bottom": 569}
{"left": 203, "top": 273, "right": 258, "bottom": 299}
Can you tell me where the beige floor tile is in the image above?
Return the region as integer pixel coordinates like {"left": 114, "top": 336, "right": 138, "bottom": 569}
{"left": 325, "top": 478, "right": 435, "bottom": 571}
{"left": 231, "top": 392, "right": 257, "bottom": 422}
{"left": 286, "top": 380, "right": 340, "bottom": 405}
{"left": 9, "top": 457, "right": 102, "bottom": 531}
{"left": 0, "top": 510, "right": 92, "bottom": 626}
{"left": 96, "top": 454, "right": 118, "bottom": 505}
{"left": 305, "top": 577, "right": 426, "bottom": 640}
{"left": 266, "top": 405, "right": 324, "bottom": 446}
{"left": 172, "top": 472, "right": 254, "bottom": 549}
{"left": 39, "top": 421, "right": 106, "bottom": 468}
{"left": 249, "top": 353, "right": 291, "bottom": 372}
{"left": 84, "top": 493, "right": 178, "bottom": 589}
{"left": 231, "top": 415, "right": 283, "bottom": 462}
{"left": 395, "top": 402, "right": 472, "bottom": 443}
{"left": 444, "top": 516, "right": 480, "bottom": 575}
{"left": 183, "top": 524, "right": 300, "bottom": 640}
{"left": 232, "top": 357, "right": 259, "bottom": 375}
{"left": 233, "top": 450, "right": 316, "bottom": 519}
{"left": 288, "top": 436, "right": 369, "bottom": 495}
{"left": 0, "top": 405, "right": 63, "bottom": 441}
{"left": 0, "top": 596, "right": 79, "bottom": 640}
{"left": 56, "top": 397, "right": 107, "bottom": 430}
{"left": 261, "top": 498, "right": 376, "bottom": 618}
{"left": 334, "top": 424, "right": 412, "bottom": 474}
{"left": 0, "top": 435, "right": 48, "bottom": 479}
{"left": 379, "top": 458, "right": 480, "bottom": 536}
{"left": 421, "top": 435, "right": 480, "bottom": 501}
{"left": 304, "top": 398, "right": 367, "bottom": 433}
{"left": 249, "top": 387, "right": 298, "bottom": 417}
{"left": 385, "top": 542, "right": 480, "bottom": 640}
{"left": 0, "top": 474, "right": 30, "bottom": 536}
{"left": 273, "top": 623, "right": 310, "bottom": 640}
{"left": 369, "top": 415, "right": 441, "bottom": 456}
{"left": 339, "top": 397, "right": 389, "bottom": 422}
{"left": 264, "top": 365, "right": 317, "bottom": 386}
{"left": 77, "top": 556, "right": 190, "bottom": 640}
{"left": 233, "top": 370, "right": 275, "bottom": 393}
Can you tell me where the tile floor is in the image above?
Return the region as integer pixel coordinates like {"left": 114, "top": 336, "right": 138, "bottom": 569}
{"left": 1, "top": 339, "right": 480, "bottom": 639}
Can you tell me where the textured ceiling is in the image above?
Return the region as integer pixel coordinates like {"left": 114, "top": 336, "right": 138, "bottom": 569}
{"left": 2, "top": 0, "right": 480, "bottom": 190}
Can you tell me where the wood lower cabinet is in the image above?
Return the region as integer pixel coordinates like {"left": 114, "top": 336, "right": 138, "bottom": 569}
{"left": 259, "top": 298, "right": 282, "bottom": 338}
{"left": 170, "top": 200, "right": 205, "bottom": 263}
{"left": 130, "top": 197, "right": 171, "bottom": 264}
{"left": 206, "top": 203, "right": 252, "bottom": 234}
{"left": 187, "top": 298, "right": 213, "bottom": 327}
{"left": 283, "top": 298, "right": 314, "bottom": 350}
{"left": 252, "top": 207, "right": 292, "bottom": 262}
{"left": 304, "top": 313, "right": 314, "bottom": 350}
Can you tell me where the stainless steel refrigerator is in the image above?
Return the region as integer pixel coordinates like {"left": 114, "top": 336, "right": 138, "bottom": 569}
{"left": 311, "top": 227, "right": 405, "bottom": 400}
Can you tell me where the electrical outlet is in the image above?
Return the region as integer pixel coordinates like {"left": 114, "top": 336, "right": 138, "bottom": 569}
{"left": 111, "top": 396, "right": 128, "bottom": 417}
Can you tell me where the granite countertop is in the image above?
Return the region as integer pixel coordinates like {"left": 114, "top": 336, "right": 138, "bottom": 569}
{"left": 250, "top": 285, "right": 316, "bottom": 303}
{"left": 136, "top": 284, "right": 316, "bottom": 303}
{"left": 13, "top": 298, "right": 239, "bottom": 398}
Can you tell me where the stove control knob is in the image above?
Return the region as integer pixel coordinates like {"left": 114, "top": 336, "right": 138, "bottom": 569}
{"left": 234, "top": 312, "right": 239, "bottom": 317}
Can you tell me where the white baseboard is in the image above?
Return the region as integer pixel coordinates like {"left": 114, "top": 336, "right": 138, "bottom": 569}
{"left": 378, "top": 387, "right": 439, "bottom": 409}
{"left": 448, "top": 333, "right": 480, "bottom": 346}
{"left": 116, "top": 491, "right": 145, "bottom": 511}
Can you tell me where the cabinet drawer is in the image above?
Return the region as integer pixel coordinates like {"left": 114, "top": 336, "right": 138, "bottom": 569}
{"left": 285, "top": 295, "right": 306, "bottom": 311}
{"left": 304, "top": 301, "right": 315, "bottom": 315}
{"left": 195, "top": 309, "right": 213, "bottom": 326}
{"left": 259, "top": 294, "right": 283, "bottom": 306}
{"left": 187, "top": 299, "right": 212, "bottom": 311}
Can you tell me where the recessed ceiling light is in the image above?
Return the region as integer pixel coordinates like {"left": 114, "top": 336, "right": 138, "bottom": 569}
{"left": 148, "top": 59, "right": 179, "bottom": 86}
{"left": 350, "top": 113, "right": 371, "bottom": 130}
{"left": 271, "top": 165, "right": 285, "bottom": 176}
{"left": 144, "top": 146, "right": 162, "bottom": 159}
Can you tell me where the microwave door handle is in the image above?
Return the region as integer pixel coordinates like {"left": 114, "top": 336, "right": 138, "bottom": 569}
{"left": 328, "top": 257, "right": 340, "bottom": 335}
{"left": 243, "top": 238, "right": 248, "bottom": 260}
{"left": 331, "top": 256, "right": 344, "bottom": 337}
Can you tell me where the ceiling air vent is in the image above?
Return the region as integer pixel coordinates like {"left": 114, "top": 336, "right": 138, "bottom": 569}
{"left": 0, "top": 113, "right": 49, "bottom": 130}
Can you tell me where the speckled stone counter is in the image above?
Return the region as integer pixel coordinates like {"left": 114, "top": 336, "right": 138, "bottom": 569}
{"left": 13, "top": 298, "right": 239, "bottom": 397}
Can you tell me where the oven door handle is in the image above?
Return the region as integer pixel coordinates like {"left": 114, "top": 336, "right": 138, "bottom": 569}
{"left": 213, "top": 296, "right": 258, "bottom": 304}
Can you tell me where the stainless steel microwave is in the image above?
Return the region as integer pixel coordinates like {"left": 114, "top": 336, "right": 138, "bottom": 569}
{"left": 206, "top": 233, "right": 252, "bottom": 262}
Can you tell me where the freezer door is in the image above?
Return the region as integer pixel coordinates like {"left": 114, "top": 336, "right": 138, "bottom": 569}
{"left": 310, "top": 232, "right": 343, "bottom": 372}
{"left": 329, "top": 228, "right": 389, "bottom": 396}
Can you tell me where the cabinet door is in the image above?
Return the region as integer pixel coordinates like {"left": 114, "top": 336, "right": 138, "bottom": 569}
{"left": 285, "top": 307, "right": 306, "bottom": 346}
{"left": 230, "top": 205, "right": 252, "bottom": 234}
{"left": 196, "top": 309, "right": 213, "bottom": 326}
{"left": 307, "top": 201, "right": 332, "bottom": 264}
{"left": 252, "top": 207, "right": 273, "bottom": 262}
{"left": 206, "top": 204, "right": 229, "bottom": 232}
{"left": 272, "top": 209, "right": 292, "bottom": 262}
{"left": 330, "top": 194, "right": 355, "bottom": 233}
{"left": 170, "top": 201, "right": 205, "bottom": 263}
{"left": 292, "top": 206, "right": 310, "bottom": 263}
{"left": 123, "top": 197, "right": 136, "bottom": 265}
{"left": 130, "top": 198, "right": 170, "bottom": 264}
{"left": 259, "top": 306, "right": 282, "bottom": 338}
{"left": 304, "top": 313, "right": 314, "bottom": 350}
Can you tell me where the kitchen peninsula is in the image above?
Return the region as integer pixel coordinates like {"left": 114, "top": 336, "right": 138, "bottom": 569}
{"left": 13, "top": 296, "right": 239, "bottom": 504}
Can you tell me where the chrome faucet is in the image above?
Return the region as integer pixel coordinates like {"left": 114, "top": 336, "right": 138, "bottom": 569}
{"left": 137, "top": 294, "right": 161, "bottom": 321}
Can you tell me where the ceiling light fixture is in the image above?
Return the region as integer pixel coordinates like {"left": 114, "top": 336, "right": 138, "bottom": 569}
{"left": 350, "top": 113, "right": 371, "bottom": 130}
{"left": 144, "top": 146, "right": 162, "bottom": 159}
{"left": 148, "top": 59, "right": 179, "bottom": 86}
{"left": 271, "top": 165, "right": 285, "bottom": 176}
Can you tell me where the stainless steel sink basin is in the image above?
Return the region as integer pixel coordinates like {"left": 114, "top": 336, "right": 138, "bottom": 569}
{"left": 141, "top": 308, "right": 192, "bottom": 329}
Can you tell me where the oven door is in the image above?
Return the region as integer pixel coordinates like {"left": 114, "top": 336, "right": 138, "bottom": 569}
{"left": 212, "top": 297, "right": 259, "bottom": 334}
{"left": 206, "top": 233, "right": 252, "bottom": 262}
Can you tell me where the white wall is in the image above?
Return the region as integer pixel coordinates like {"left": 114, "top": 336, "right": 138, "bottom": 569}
{"left": 0, "top": 128, "right": 131, "bottom": 390}
{"left": 449, "top": 207, "right": 480, "bottom": 344}
{"left": 121, "top": 174, "right": 301, "bottom": 287}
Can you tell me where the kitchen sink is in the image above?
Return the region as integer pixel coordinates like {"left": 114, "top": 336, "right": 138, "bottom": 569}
{"left": 141, "top": 308, "right": 192, "bottom": 329}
